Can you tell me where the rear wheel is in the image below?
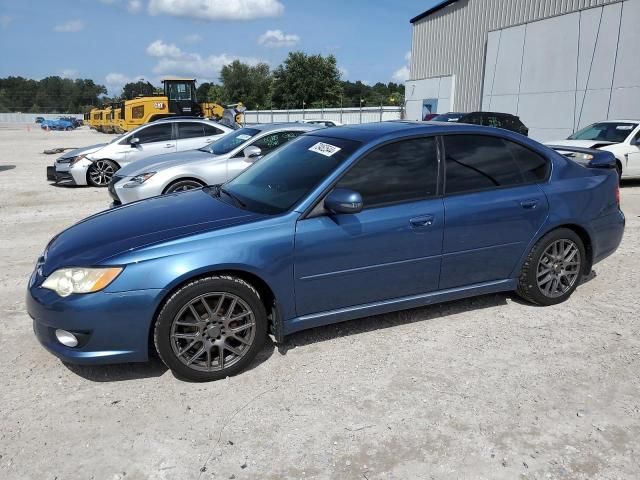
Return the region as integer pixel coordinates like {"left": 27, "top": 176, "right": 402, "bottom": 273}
{"left": 517, "top": 228, "right": 585, "bottom": 306}
{"left": 164, "top": 179, "right": 205, "bottom": 194}
{"left": 87, "top": 159, "right": 117, "bottom": 187}
{"left": 154, "top": 276, "right": 268, "bottom": 381}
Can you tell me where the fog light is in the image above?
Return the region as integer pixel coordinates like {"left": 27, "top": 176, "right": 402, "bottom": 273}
{"left": 55, "top": 329, "right": 78, "bottom": 347}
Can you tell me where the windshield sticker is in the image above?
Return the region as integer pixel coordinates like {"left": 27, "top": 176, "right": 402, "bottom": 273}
{"left": 237, "top": 134, "right": 251, "bottom": 140}
{"left": 616, "top": 125, "right": 634, "bottom": 130}
{"left": 309, "top": 142, "right": 342, "bottom": 157}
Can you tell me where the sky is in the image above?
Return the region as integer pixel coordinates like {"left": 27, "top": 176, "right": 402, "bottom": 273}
{"left": 0, "top": 0, "right": 440, "bottom": 95}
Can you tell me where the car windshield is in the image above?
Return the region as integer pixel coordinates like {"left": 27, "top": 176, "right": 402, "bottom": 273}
{"left": 568, "top": 122, "right": 637, "bottom": 143}
{"left": 201, "top": 128, "right": 260, "bottom": 155}
{"left": 218, "top": 135, "right": 361, "bottom": 214}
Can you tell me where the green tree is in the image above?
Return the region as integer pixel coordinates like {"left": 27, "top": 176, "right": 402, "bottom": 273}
{"left": 219, "top": 61, "right": 272, "bottom": 109}
{"left": 272, "top": 52, "right": 342, "bottom": 109}
{"left": 122, "top": 81, "right": 155, "bottom": 100}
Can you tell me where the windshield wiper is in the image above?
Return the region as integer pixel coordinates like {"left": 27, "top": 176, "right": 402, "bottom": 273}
{"left": 219, "top": 186, "right": 247, "bottom": 208}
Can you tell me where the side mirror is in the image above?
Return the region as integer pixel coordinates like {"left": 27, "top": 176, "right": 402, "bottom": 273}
{"left": 243, "top": 146, "right": 262, "bottom": 162}
{"left": 324, "top": 188, "right": 363, "bottom": 214}
{"left": 634, "top": 137, "right": 640, "bottom": 146}
{"left": 130, "top": 137, "right": 140, "bottom": 147}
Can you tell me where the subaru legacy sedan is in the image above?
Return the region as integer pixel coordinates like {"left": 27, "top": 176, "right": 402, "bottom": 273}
{"left": 27, "top": 122, "right": 624, "bottom": 381}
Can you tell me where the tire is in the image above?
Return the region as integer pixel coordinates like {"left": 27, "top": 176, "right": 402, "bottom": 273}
{"left": 164, "top": 179, "right": 205, "bottom": 194}
{"left": 154, "top": 276, "right": 268, "bottom": 381}
{"left": 615, "top": 161, "right": 623, "bottom": 184}
{"left": 87, "top": 159, "right": 117, "bottom": 187}
{"left": 517, "top": 228, "right": 586, "bottom": 306}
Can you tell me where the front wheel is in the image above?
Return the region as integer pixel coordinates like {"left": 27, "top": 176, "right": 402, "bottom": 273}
{"left": 87, "top": 159, "right": 117, "bottom": 187}
{"left": 164, "top": 179, "right": 205, "bottom": 194}
{"left": 517, "top": 228, "right": 585, "bottom": 306}
{"left": 154, "top": 276, "right": 268, "bottom": 381}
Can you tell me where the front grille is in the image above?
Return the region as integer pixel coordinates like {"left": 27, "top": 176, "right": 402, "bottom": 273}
{"left": 108, "top": 175, "right": 124, "bottom": 202}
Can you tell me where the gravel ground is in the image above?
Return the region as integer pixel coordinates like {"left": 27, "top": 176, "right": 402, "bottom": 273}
{"left": 0, "top": 125, "right": 639, "bottom": 480}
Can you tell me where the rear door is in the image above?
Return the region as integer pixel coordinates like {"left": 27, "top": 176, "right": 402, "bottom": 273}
{"left": 294, "top": 136, "right": 444, "bottom": 316}
{"left": 124, "top": 123, "right": 175, "bottom": 165}
{"left": 440, "top": 134, "right": 550, "bottom": 289}
{"left": 176, "top": 122, "right": 227, "bottom": 152}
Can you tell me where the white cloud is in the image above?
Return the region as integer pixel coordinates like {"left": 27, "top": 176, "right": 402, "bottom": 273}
{"left": 257, "top": 29, "right": 299, "bottom": 48}
{"left": 0, "top": 14, "right": 12, "bottom": 29}
{"left": 53, "top": 19, "right": 85, "bottom": 32}
{"left": 148, "top": 0, "right": 284, "bottom": 21}
{"left": 127, "top": 0, "right": 143, "bottom": 13}
{"left": 392, "top": 51, "right": 411, "bottom": 82}
{"left": 183, "top": 33, "right": 202, "bottom": 43}
{"left": 105, "top": 72, "right": 145, "bottom": 93}
{"left": 59, "top": 69, "right": 78, "bottom": 79}
{"left": 146, "top": 40, "right": 261, "bottom": 78}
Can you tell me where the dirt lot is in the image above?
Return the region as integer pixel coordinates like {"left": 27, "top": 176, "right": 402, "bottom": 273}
{"left": 0, "top": 125, "right": 638, "bottom": 480}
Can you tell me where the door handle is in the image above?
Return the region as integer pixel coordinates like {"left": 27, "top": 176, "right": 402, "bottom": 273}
{"left": 205, "top": 138, "right": 213, "bottom": 142}
{"left": 409, "top": 215, "right": 434, "bottom": 228}
{"left": 164, "top": 143, "right": 175, "bottom": 148}
{"left": 520, "top": 199, "right": 539, "bottom": 209}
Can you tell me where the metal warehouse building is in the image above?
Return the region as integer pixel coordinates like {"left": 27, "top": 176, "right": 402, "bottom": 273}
{"left": 405, "top": 0, "right": 640, "bottom": 140}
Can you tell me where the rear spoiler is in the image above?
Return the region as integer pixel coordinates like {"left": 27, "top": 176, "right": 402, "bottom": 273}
{"left": 547, "top": 145, "right": 617, "bottom": 169}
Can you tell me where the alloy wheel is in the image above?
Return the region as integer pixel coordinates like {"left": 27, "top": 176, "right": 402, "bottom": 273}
{"left": 170, "top": 293, "right": 256, "bottom": 372}
{"left": 536, "top": 239, "right": 581, "bottom": 298}
{"left": 88, "top": 160, "right": 115, "bottom": 186}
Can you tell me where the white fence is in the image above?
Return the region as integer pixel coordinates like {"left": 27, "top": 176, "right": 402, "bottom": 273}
{"left": 0, "top": 113, "right": 83, "bottom": 123}
{"left": 243, "top": 106, "right": 404, "bottom": 125}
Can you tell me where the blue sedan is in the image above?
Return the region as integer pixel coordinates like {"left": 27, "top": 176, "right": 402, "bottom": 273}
{"left": 27, "top": 122, "right": 625, "bottom": 381}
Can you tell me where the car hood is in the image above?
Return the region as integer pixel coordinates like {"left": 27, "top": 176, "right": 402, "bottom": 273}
{"left": 544, "top": 139, "right": 616, "bottom": 149}
{"left": 41, "top": 189, "right": 263, "bottom": 275}
{"left": 115, "top": 149, "right": 220, "bottom": 177}
{"left": 60, "top": 143, "right": 108, "bottom": 159}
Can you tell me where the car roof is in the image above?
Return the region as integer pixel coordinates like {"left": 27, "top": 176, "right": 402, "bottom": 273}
{"left": 307, "top": 120, "right": 531, "bottom": 143}
{"left": 152, "top": 117, "right": 230, "bottom": 127}
{"left": 587, "top": 119, "right": 639, "bottom": 123}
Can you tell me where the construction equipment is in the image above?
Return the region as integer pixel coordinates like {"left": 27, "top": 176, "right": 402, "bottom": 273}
{"left": 89, "top": 78, "right": 244, "bottom": 133}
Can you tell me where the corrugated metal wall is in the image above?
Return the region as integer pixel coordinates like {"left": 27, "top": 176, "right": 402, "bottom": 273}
{"left": 410, "top": 0, "right": 622, "bottom": 111}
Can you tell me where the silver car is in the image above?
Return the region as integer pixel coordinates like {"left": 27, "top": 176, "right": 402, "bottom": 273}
{"left": 108, "top": 123, "right": 320, "bottom": 205}
{"left": 46, "top": 143, "right": 107, "bottom": 184}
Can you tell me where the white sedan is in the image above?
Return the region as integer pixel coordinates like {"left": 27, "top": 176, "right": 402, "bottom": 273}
{"left": 546, "top": 120, "right": 640, "bottom": 180}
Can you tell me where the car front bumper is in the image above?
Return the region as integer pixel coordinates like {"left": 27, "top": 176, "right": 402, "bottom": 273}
{"left": 27, "top": 280, "right": 164, "bottom": 365}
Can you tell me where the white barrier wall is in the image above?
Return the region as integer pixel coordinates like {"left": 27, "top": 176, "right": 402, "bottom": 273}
{"left": 243, "top": 106, "right": 404, "bottom": 125}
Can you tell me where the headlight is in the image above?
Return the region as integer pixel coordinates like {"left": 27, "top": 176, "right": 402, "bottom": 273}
{"left": 123, "top": 172, "right": 156, "bottom": 188}
{"left": 571, "top": 152, "right": 594, "bottom": 161}
{"left": 42, "top": 267, "right": 123, "bottom": 297}
{"left": 68, "top": 154, "right": 87, "bottom": 166}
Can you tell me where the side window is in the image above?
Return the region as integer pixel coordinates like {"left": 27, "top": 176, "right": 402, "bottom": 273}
{"left": 135, "top": 123, "right": 173, "bottom": 144}
{"left": 335, "top": 137, "right": 438, "bottom": 208}
{"left": 178, "top": 122, "right": 205, "bottom": 139}
{"left": 444, "top": 135, "right": 524, "bottom": 195}
{"left": 203, "top": 124, "right": 224, "bottom": 136}
{"left": 505, "top": 140, "right": 548, "bottom": 182}
{"left": 252, "top": 131, "right": 302, "bottom": 155}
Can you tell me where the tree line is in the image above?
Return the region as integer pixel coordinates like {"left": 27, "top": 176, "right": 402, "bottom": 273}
{"left": 0, "top": 52, "right": 405, "bottom": 113}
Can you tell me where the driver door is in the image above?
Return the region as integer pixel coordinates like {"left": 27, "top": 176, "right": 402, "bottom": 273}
{"left": 124, "top": 123, "right": 176, "bottom": 166}
{"left": 294, "top": 137, "right": 444, "bottom": 316}
{"left": 226, "top": 131, "right": 304, "bottom": 181}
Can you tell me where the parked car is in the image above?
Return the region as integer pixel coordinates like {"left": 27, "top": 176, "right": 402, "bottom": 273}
{"left": 545, "top": 120, "right": 640, "bottom": 180}
{"left": 35, "top": 116, "right": 45, "bottom": 124}
{"left": 299, "top": 119, "right": 343, "bottom": 127}
{"left": 41, "top": 118, "right": 75, "bottom": 131}
{"left": 47, "top": 143, "right": 108, "bottom": 184}
{"left": 108, "top": 123, "right": 320, "bottom": 205}
{"left": 431, "top": 112, "right": 465, "bottom": 122}
{"left": 27, "top": 121, "right": 624, "bottom": 381}
{"left": 457, "top": 111, "right": 529, "bottom": 136}
{"left": 66, "top": 118, "right": 232, "bottom": 187}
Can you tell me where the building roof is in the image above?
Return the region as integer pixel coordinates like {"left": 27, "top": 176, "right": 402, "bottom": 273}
{"left": 410, "top": 0, "right": 459, "bottom": 24}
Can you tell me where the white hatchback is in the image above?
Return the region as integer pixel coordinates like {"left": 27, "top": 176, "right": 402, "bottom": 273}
{"left": 65, "top": 118, "right": 233, "bottom": 186}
